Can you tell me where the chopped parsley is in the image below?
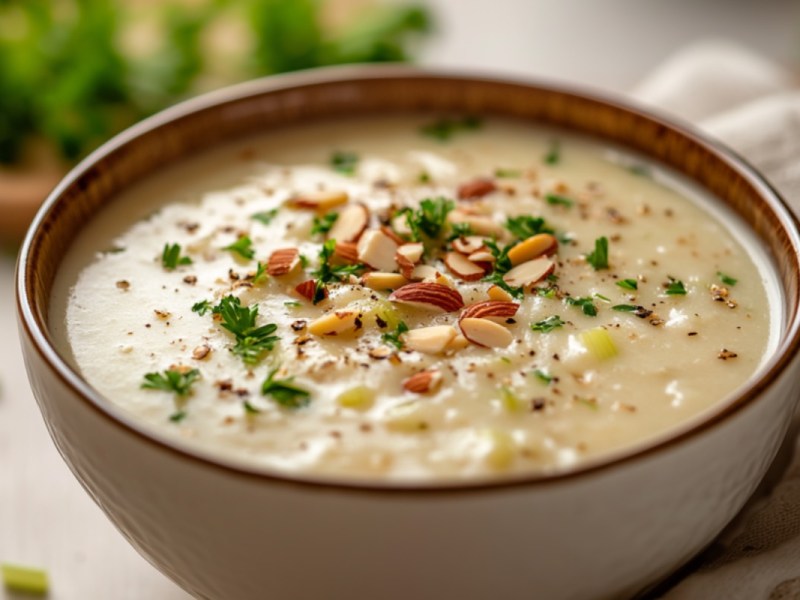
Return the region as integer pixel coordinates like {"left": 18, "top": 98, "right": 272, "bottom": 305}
{"left": 494, "top": 167, "right": 521, "bottom": 178}
{"left": 161, "top": 243, "right": 192, "bottom": 270}
{"left": 214, "top": 295, "right": 279, "bottom": 364}
{"left": 418, "top": 171, "right": 431, "bottom": 184}
{"left": 544, "top": 140, "right": 560, "bottom": 165}
{"left": 664, "top": 277, "right": 687, "bottom": 296}
{"left": 446, "top": 221, "right": 473, "bottom": 241}
{"left": 243, "top": 400, "right": 261, "bottom": 415}
{"left": 533, "top": 369, "right": 553, "bottom": 384}
{"left": 169, "top": 410, "right": 187, "bottom": 423}
{"left": 192, "top": 300, "right": 212, "bottom": 316}
{"left": 223, "top": 235, "right": 255, "bottom": 260}
{"left": 142, "top": 368, "right": 200, "bottom": 397}
{"left": 545, "top": 193, "right": 573, "bottom": 208}
{"left": 311, "top": 280, "right": 329, "bottom": 305}
{"left": 399, "top": 197, "right": 455, "bottom": 241}
{"left": 252, "top": 261, "right": 268, "bottom": 285}
{"left": 420, "top": 115, "right": 482, "bottom": 141}
{"left": 531, "top": 315, "right": 565, "bottom": 333}
{"left": 612, "top": 304, "right": 653, "bottom": 318}
{"left": 565, "top": 296, "right": 598, "bottom": 317}
{"left": 252, "top": 209, "right": 278, "bottom": 225}
{"left": 482, "top": 238, "right": 524, "bottom": 299}
{"left": 505, "top": 215, "right": 554, "bottom": 240}
{"left": 312, "top": 239, "right": 364, "bottom": 283}
{"left": 717, "top": 271, "right": 738, "bottom": 286}
{"left": 311, "top": 212, "right": 339, "bottom": 237}
{"left": 616, "top": 278, "right": 638, "bottom": 291}
{"left": 331, "top": 151, "right": 359, "bottom": 176}
{"left": 262, "top": 368, "right": 311, "bottom": 409}
{"left": 284, "top": 301, "right": 302, "bottom": 308}
{"left": 585, "top": 236, "right": 609, "bottom": 270}
{"left": 381, "top": 321, "right": 409, "bottom": 350}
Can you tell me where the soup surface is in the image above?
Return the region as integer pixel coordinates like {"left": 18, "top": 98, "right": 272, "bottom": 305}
{"left": 52, "top": 116, "right": 776, "bottom": 481}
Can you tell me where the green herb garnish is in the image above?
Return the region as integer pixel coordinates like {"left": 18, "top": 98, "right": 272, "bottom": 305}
{"left": 243, "top": 400, "right": 261, "bottom": 415}
{"left": 142, "top": 368, "right": 200, "bottom": 397}
{"left": 262, "top": 368, "right": 311, "bottom": 409}
{"left": 531, "top": 315, "right": 565, "bottom": 333}
{"left": 213, "top": 295, "right": 280, "bottom": 364}
{"left": 223, "top": 235, "right": 255, "bottom": 260}
{"left": 544, "top": 140, "right": 560, "bottom": 165}
{"left": 545, "top": 193, "right": 574, "bottom": 208}
{"left": 420, "top": 115, "right": 481, "bottom": 141}
{"left": 162, "top": 243, "right": 192, "bottom": 270}
{"left": 252, "top": 261, "right": 268, "bottom": 284}
{"left": 505, "top": 215, "right": 554, "bottom": 241}
{"left": 665, "top": 277, "right": 687, "bottom": 296}
{"left": 284, "top": 301, "right": 302, "bottom": 308}
{"left": 533, "top": 369, "right": 553, "bottom": 384}
{"left": 331, "top": 150, "right": 359, "bottom": 175}
{"left": 382, "top": 321, "right": 409, "bottom": 350}
{"left": 481, "top": 238, "right": 524, "bottom": 299}
{"left": 565, "top": 296, "right": 598, "bottom": 317}
{"left": 628, "top": 164, "right": 651, "bottom": 177}
{"left": 400, "top": 197, "right": 455, "bottom": 241}
{"left": 446, "top": 221, "right": 473, "bottom": 241}
{"left": 612, "top": 304, "right": 653, "bottom": 318}
{"left": 616, "top": 278, "right": 638, "bottom": 291}
{"left": 169, "top": 410, "right": 188, "bottom": 423}
{"left": 494, "top": 168, "right": 521, "bottom": 178}
{"left": 418, "top": 171, "right": 431, "bottom": 184}
{"left": 312, "top": 239, "right": 365, "bottom": 283}
{"left": 311, "top": 212, "right": 339, "bottom": 237}
{"left": 717, "top": 272, "right": 738, "bottom": 286}
{"left": 252, "top": 209, "right": 279, "bottom": 225}
{"left": 585, "top": 236, "right": 609, "bottom": 270}
{"left": 192, "top": 300, "right": 212, "bottom": 315}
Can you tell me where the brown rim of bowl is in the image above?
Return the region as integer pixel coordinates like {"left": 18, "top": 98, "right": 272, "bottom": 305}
{"left": 16, "top": 65, "right": 800, "bottom": 494}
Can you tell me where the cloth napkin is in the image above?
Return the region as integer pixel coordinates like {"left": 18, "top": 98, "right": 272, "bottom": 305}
{"left": 629, "top": 40, "right": 800, "bottom": 599}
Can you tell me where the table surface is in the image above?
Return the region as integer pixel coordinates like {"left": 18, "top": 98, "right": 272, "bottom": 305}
{"left": 2, "top": 1, "right": 799, "bottom": 598}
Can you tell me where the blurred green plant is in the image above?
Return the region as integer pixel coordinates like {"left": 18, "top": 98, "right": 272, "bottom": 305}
{"left": 0, "top": 0, "right": 432, "bottom": 165}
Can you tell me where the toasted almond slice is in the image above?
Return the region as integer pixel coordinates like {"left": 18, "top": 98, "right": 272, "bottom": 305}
{"left": 328, "top": 203, "right": 369, "bottom": 243}
{"left": 295, "top": 279, "right": 326, "bottom": 303}
{"left": 458, "top": 177, "right": 497, "bottom": 200}
{"left": 357, "top": 229, "right": 399, "bottom": 272}
{"left": 361, "top": 272, "right": 409, "bottom": 290}
{"left": 308, "top": 311, "right": 360, "bottom": 336}
{"left": 267, "top": 248, "right": 300, "bottom": 276}
{"left": 448, "top": 210, "right": 506, "bottom": 238}
{"left": 468, "top": 249, "right": 495, "bottom": 263}
{"left": 402, "top": 369, "right": 443, "bottom": 394}
{"left": 410, "top": 264, "right": 440, "bottom": 282}
{"left": 461, "top": 301, "right": 520, "bottom": 320}
{"left": 487, "top": 285, "right": 514, "bottom": 302}
{"left": 333, "top": 241, "right": 359, "bottom": 264}
{"left": 390, "top": 214, "right": 412, "bottom": 238}
{"left": 503, "top": 256, "right": 555, "bottom": 288}
{"left": 380, "top": 225, "right": 407, "bottom": 245}
{"left": 452, "top": 235, "right": 486, "bottom": 254}
{"left": 459, "top": 317, "right": 514, "bottom": 348}
{"left": 368, "top": 346, "right": 394, "bottom": 360}
{"left": 395, "top": 242, "right": 424, "bottom": 278}
{"left": 389, "top": 282, "right": 465, "bottom": 312}
{"left": 507, "top": 233, "right": 558, "bottom": 266}
{"left": 286, "top": 190, "right": 348, "bottom": 211}
{"left": 403, "top": 325, "right": 457, "bottom": 354}
{"left": 444, "top": 251, "right": 486, "bottom": 282}
{"left": 446, "top": 333, "right": 470, "bottom": 352}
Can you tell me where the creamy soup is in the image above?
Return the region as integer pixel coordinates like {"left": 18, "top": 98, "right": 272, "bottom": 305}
{"left": 51, "top": 116, "right": 777, "bottom": 481}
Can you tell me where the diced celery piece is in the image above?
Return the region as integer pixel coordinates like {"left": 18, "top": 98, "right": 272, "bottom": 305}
{"left": 384, "top": 401, "right": 428, "bottom": 433}
{"left": 482, "top": 429, "right": 515, "bottom": 470}
{"left": 580, "top": 327, "right": 618, "bottom": 360}
{"left": 336, "top": 386, "right": 375, "bottom": 410}
{"left": 2, "top": 563, "right": 49, "bottom": 595}
{"left": 371, "top": 299, "right": 402, "bottom": 330}
{"left": 501, "top": 386, "right": 522, "bottom": 413}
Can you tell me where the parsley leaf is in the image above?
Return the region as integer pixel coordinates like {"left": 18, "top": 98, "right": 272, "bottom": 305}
{"left": 446, "top": 222, "right": 473, "bottom": 241}
{"left": 717, "top": 271, "right": 737, "bottom": 286}
{"left": 192, "top": 300, "right": 212, "bottom": 316}
{"left": 533, "top": 369, "right": 553, "bottom": 384}
{"left": 331, "top": 151, "right": 359, "bottom": 176}
{"left": 401, "top": 197, "right": 455, "bottom": 241}
{"left": 585, "top": 236, "right": 609, "bottom": 270}
{"left": 482, "top": 238, "right": 524, "bottom": 298}
{"left": 420, "top": 116, "right": 481, "bottom": 141}
{"left": 664, "top": 277, "right": 687, "bottom": 296}
{"left": 545, "top": 193, "right": 573, "bottom": 208}
{"left": 311, "top": 212, "right": 339, "bottom": 237}
{"left": 262, "top": 368, "right": 311, "bottom": 409}
{"left": 544, "top": 140, "right": 560, "bottom": 165}
{"left": 504, "top": 215, "right": 554, "bottom": 241}
{"left": 381, "top": 321, "right": 409, "bottom": 349}
{"left": 213, "top": 295, "right": 279, "bottom": 364}
{"left": 162, "top": 243, "right": 192, "bottom": 270}
{"left": 613, "top": 304, "right": 653, "bottom": 318}
{"left": 566, "top": 296, "right": 598, "bottom": 317}
{"left": 616, "top": 278, "right": 638, "bottom": 291}
{"left": 169, "top": 410, "right": 188, "bottom": 423}
{"left": 531, "top": 315, "right": 565, "bottom": 333}
{"left": 142, "top": 368, "right": 200, "bottom": 397}
{"left": 252, "top": 261, "right": 268, "bottom": 285}
{"left": 252, "top": 209, "right": 279, "bottom": 225}
{"left": 312, "top": 239, "right": 365, "bottom": 283}
{"left": 223, "top": 235, "right": 255, "bottom": 260}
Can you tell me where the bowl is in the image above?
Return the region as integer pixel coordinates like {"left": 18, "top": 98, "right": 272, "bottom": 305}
{"left": 16, "top": 66, "right": 800, "bottom": 600}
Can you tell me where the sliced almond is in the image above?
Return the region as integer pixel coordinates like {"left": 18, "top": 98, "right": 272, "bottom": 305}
{"left": 459, "top": 317, "right": 514, "bottom": 348}
{"left": 402, "top": 369, "right": 443, "bottom": 394}
{"left": 403, "top": 325, "right": 457, "bottom": 354}
{"left": 452, "top": 236, "right": 486, "bottom": 254}
{"left": 267, "top": 248, "right": 300, "bottom": 276}
{"left": 361, "top": 272, "right": 409, "bottom": 290}
{"left": 295, "top": 279, "right": 326, "bottom": 303}
{"left": 503, "top": 256, "right": 555, "bottom": 288}
{"left": 395, "top": 242, "right": 424, "bottom": 278}
{"left": 390, "top": 214, "right": 413, "bottom": 238}
{"left": 286, "top": 190, "right": 348, "bottom": 211}
{"left": 327, "top": 203, "right": 369, "bottom": 243}
{"left": 444, "top": 251, "right": 486, "bottom": 282}
{"left": 488, "top": 285, "right": 514, "bottom": 302}
{"left": 308, "top": 311, "right": 361, "bottom": 336}
{"left": 410, "top": 264, "right": 440, "bottom": 282}
{"left": 458, "top": 177, "right": 497, "bottom": 200}
{"left": 446, "top": 333, "right": 470, "bottom": 352}
{"left": 333, "top": 241, "right": 359, "bottom": 264}
{"left": 357, "top": 229, "right": 399, "bottom": 272}
{"left": 389, "top": 282, "right": 465, "bottom": 312}
{"left": 448, "top": 210, "right": 506, "bottom": 238}
{"left": 381, "top": 225, "right": 407, "bottom": 245}
{"left": 461, "top": 301, "right": 519, "bottom": 320}
{"left": 507, "top": 233, "right": 558, "bottom": 266}
{"left": 468, "top": 249, "right": 495, "bottom": 263}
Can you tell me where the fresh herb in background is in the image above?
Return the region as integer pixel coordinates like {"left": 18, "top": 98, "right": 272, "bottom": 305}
{"left": 717, "top": 271, "right": 737, "bottom": 286}
{"left": 330, "top": 151, "right": 358, "bottom": 176}
{"left": 223, "top": 235, "right": 255, "bottom": 260}
{"left": 565, "top": 296, "right": 598, "bottom": 317}
{"left": 420, "top": 116, "right": 481, "bottom": 142}
{"left": 616, "top": 278, "right": 638, "bottom": 291}
{"left": 545, "top": 193, "right": 574, "bottom": 208}
{"left": 192, "top": 300, "right": 212, "bottom": 315}
{"left": 505, "top": 215, "right": 554, "bottom": 241}
{"left": 311, "top": 212, "right": 339, "bottom": 237}
{"left": 533, "top": 369, "right": 553, "bottom": 384}
{"left": 252, "top": 209, "right": 279, "bottom": 225}
{"left": 585, "top": 236, "right": 609, "bottom": 270}
{"left": 0, "top": 0, "right": 432, "bottom": 166}
{"left": 664, "top": 277, "right": 687, "bottom": 296}
{"left": 494, "top": 168, "right": 521, "bottom": 178}
{"left": 399, "top": 197, "right": 455, "bottom": 241}
{"left": 482, "top": 238, "right": 524, "bottom": 299}
{"left": 446, "top": 222, "right": 473, "bottom": 241}
{"left": 382, "top": 321, "right": 409, "bottom": 349}
{"left": 162, "top": 243, "right": 192, "bottom": 270}
{"left": 531, "top": 315, "right": 565, "bottom": 333}
{"left": 544, "top": 140, "right": 560, "bottom": 165}
{"left": 142, "top": 368, "right": 200, "bottom": 397}
{"left": 262, "top": 368, "right": 311, "bottom": 409}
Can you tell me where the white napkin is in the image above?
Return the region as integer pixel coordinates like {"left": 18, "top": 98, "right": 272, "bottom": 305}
{"left": 629, "top": 40, "right": 800, "bottom": 600}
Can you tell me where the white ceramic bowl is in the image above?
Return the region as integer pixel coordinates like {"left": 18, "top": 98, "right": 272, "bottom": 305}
{"left": 17, "top": 67, "right": 800, "bottom": 599}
